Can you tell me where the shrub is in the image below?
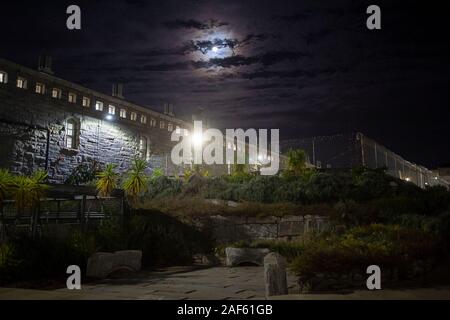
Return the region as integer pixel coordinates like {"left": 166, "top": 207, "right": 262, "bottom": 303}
{"left": 125, "top": 210, "right": 215, "bottom": 267}
{"left": 65, "top": 161, "right": 100, "bottom": 186}
{"left": 150, "top": 168, "right": 164, "bottom": 180}
{"left": 96, "top": 163, "right": 119, "bottom": 197}
{"left": 0, "top": 230, "right": 97, "bottom": 285}
{"left": 290, "top": 224, "right": 445, "bottom": 281}
{"left": 123, "top": 158, "right": 149, "bottom": 201}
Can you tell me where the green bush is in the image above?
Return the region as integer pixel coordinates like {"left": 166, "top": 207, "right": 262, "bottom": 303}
{"left": 290, "top": 224, "right": 445, "bottom": 281}
{"left": 145, "top": 176, "right": 182, "bottom": 199}
{"left": 0, "top": 230, "right": 97, "bottom": 285}
{"left": 125, "top": 210, "right": 215, "bottom": 267}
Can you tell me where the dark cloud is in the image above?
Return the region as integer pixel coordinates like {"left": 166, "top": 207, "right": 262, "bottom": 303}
{"left": 1, "top": 0, "right": 449, "bottom": 167}
{"left": 163, "top": 18, "right": 228, "bottom": 30}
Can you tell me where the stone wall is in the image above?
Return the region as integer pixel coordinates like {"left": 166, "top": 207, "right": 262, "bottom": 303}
{"left": 0, "top": 59, "right": 186, "bottom": 183}
{"left": 201, "top": 215, "right": 330, "bottom": 244}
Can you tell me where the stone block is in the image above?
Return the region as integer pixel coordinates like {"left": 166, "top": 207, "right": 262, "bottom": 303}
{"left": 86, "top": 250, "right": 142, "bottom": 278}
{"left": 225, "top": 247, "right": 270, "bottom": 267}
{"left": 264, "top": 252, "right": 288, "bottom": 297}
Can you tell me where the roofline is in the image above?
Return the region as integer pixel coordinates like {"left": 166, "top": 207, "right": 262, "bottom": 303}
{"left": 0, "top": 57, "right": 189, "bottom": 126}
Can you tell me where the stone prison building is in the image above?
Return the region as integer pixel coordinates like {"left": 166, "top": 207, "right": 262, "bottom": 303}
{"left": 0, "top": 57, "right": 192, "bottom": 183}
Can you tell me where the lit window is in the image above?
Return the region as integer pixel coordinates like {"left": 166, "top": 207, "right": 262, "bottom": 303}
{"left": 0, "top": 71, "right": 7, "bottom": 84}
{"left": 120, "top": 108, "right": 127, "bottom": 118}
{"left": 131, "top": 112, "right": 137, "bottom": 121}
{"left": 108, "top": 105, "right": 115, "bottom": 115}
{"left": 167, "top": 123, "right": 173, "bottom": 131}
{"left": 95, "top": 101, "right": 104, "bottom": 111}
{"left": 139, "top": 137, "right": 148, "bottom": 160}
{"left": 16, "top": 77, "right": 27, "bottom": 89}
{"left": 160, "top": 121, "right": 165, "bottom": 129}
{"left": 82, "top": 97, "right": 90, "bottom": 107}
{"left": 35, "top": 83, "right": 45, "bottom": 94}
{"left": 52, "top": 88, "right": 62, "bottom": 99}
{"left": 65, "top": 119, "right": 79, "bottom": 149}
{"left": 141, "top": 115, "right": 147, "bottom": 124}
{"left": 150, "top": 118, "right": 156, "bottom": 127}
{"left": 68, "top": 92, "right": 77, "bottom": 103}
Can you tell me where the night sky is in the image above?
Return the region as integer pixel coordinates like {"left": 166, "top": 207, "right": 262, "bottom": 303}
{"left": 1, "top": 0, "right": 449, "bottom": 168}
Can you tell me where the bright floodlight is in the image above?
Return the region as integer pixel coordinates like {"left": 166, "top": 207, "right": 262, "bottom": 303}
{"left": 105, "top": 114, "right": 113, "bottom": 121}
{"left": 192, "top": 132, "right": 203, "bottom": 146}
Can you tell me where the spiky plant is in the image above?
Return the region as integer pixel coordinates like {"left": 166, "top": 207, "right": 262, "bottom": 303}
{"left": 96, "top": 164, "right": 119, "bottom": 198}
{"left": 123, "top": 159, "right": 148, "bottom": 201}
{"left": 286, "top": 149, "right": 307, "bottom": 176}
{"left": 12, "top": 170, "right": 49, "bottom": 214}
{"left": 0, "top": 169, "right": 13, "bottom": 203}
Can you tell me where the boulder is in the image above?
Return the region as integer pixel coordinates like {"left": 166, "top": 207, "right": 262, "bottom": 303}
{"left": 264, "top": 252, "right": 288, "bottom": 297}
{"left": 86, "top": 250, "right": 142, "bottom": 278}
{"left": 225, "top": 247, "right": 270, "bottom": 267}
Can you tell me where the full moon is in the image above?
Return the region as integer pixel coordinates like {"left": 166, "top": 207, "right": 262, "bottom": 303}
{"left": 212, "top": 46, "right": 218, "bottom": 53}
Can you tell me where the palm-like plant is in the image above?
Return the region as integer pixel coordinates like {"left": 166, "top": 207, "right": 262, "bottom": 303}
{"left": 96, "top": 164, "right": 119, "bottom": 197}
{"left": 286, "top": 149, "right": 307, "bottom": 176}
{"left": 12, "top": 170, "right": 49, "bottom": 214}
{"left": 123, "top": 159, "right": 148, "bottom": 201}
{"left": 0, "top": 169, "right": 13, "bottom": 203}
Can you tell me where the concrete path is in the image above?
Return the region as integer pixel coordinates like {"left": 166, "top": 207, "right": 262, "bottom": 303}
{"left": 0, "top": 266, "right": 298, "bottom": 300}
{"left": 1, "top": 266, "right": 450, "bottom": 300}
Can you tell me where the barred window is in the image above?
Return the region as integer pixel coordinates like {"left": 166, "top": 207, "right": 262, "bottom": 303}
{"left": 108, "top": 104, "right": 115, "bottom": 115}
{"left": 141, "top": 115, "right": 147, "bottom": 124}
{"left": 139, "top": 136, "right": 148, "bottom": 160}
{"left": 95, "top": 100, "right": 104, "bottom": 111}
{"left": 0, "top": 71, "right": 7, "bottom": 84}
{"left": 68, "top": 92, "right": 77, "bottom": 103}
{"left": 82, "top": 97, "right": 90, "bottom": 107}
{"left": 160, "top": 121, "right": 165, "bottom": 129}
{"left": 131, "top": 112, "right": 137, "bottom": 121}
{"left": 120, "top": 108, "right": 127, "bottom": 118}
{"left": 17, "top": 77, "right": 27, "bottom": 89}
{"left": 52, "top": 88, "right": 62, "bottom": 99}
{"left": 35, "top": 82, "right": 45, "bottom": 94}
{"left": 65, "top": 118, "right": 80, "bottom": 149}
{"left": 167, "top": 123, "right": 173, "bottom": 131}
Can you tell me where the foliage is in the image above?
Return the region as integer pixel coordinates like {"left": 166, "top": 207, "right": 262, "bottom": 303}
{"left": 230, "top": 239, "right": 305, "bottom": 262}
{"left": 285, "top": 148, "right": 308, "bottom": 176}
{"left": 0, "top": 230, "right": 97, "bottom": 285}
{"left": 96, "top": 209, "right": 215, "bottom": 267}
{"left": 125, "top": 210, "right": 215, "bottom": 267}
{"left": 145, "top": 176, "right": 183, "bottom": 199}
{"left": 290, "top": 224, "right": 445, "bottom": 280}
{"left": 96, "top": 163, "right": 119, "bottom": 197}
{"left": 226, "top": 164, "right": 252, "bottom": 183}
{"left": 122, "top": 159, "right": 149, "bottom": 201}
{"left": 150, "top": 168, "right": 164, "bottom": 180}
{"left": 65, "top": 161, "right": 100, "bottom": 186}
{"left": 0, "top": 169, "right": 13, "bottom": 203}
{"left": 12, "top": 170, "right": 49, "bottom": 214}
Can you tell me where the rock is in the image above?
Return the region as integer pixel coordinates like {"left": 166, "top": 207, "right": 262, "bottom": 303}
{"left": 86, "top": 250, "right": 142, "bottom": 278}
{"left": 225, "top": 247, "right": 270, "bottom": 267}
{"left": 264, "top": 252, "right": 288, "bottom": 297}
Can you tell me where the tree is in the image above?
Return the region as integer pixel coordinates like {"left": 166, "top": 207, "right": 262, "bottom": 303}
{"left": 286, "top": 149, "right": 307, "bottom": 176}
{"left": 123, "top": 159, "right": 149, "bottom": 202}
{"left": 96, "top": 164, "right": 119, "bottom": 197}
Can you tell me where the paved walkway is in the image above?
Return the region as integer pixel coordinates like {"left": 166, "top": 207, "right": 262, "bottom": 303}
{"left": 1, "top": 266, "right": 450, "bottom": 300}
{"left": 0, "top": 266, "right": 298, "bottom": 300}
